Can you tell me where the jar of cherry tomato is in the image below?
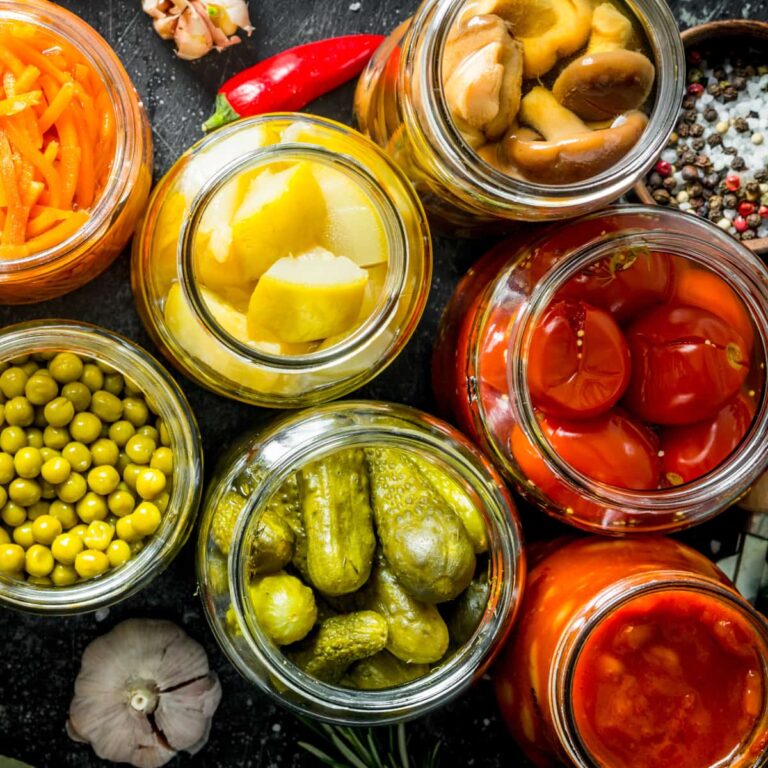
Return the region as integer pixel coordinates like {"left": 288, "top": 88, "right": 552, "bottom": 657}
{"left": 354, "top": 0, "right": 683, "bottom": 232}
{"left": 434, "top": 205, "right": 768, "bottom": 533}
{"left": 0, "top": 1, "right": 152, "bottom": 304}
{"left": 494, "top": 536, "right": 768, "bottom": 768}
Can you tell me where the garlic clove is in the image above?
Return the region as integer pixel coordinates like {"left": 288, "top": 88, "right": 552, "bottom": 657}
{"left": 153, "top": 15, "right": 179, "bottom": 40}
{"left": 174, "top": 5, "right": 214, "bottom": 60}
{"left": 207, "top": 0, "right": 255, "bottom": 36}
{"left": 155, "top": 674, "right": 223, "bottom": 752}
{"left": 189, "top": 0, "right": 233, "bottom": 50}
{"left": 142, "top": 0, "right": 173, "bottom": 19}
{"left": 68, "top": 619, "right": 222, "bottom": 768}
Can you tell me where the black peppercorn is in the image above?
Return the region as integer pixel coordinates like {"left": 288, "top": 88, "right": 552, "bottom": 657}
{"left": 747, "top": 213, "right": 762, "bottom": 229}
{"left": 708, "top": 210, "right": 722, "bottom": 222}
{"left": 709, "top": 194, "right": 723, "bottom": 209}
{"left": 707, "top": 83, "right": 722, "bottom": 97}
{"left": 706, "top": 134, "right": 723, "bottom": 148}
{"left": 733, "top": 76, "right": 747, "bottom": 91}
{"left": 724, "top": 193, "right": 738, "bottom": 208}
{"left": 733, "top": 117, "right": 749, "bottom": 133}
{"left": 703, "top": 173, "right": 720, "bottom": 190}
{"left": 703, "top": 107, "right": 718, "bottom": 122}
{"left": 689, "top": 123, "right": 704, "bottom": 137}
{"left": 723, "top": 146, "right": 737, "bottom": 156}
{"left": 741, "top": 230, "right": 756, "bottom": 241}
{"left": 682, "top": 95, "right": 696, "bottom": 109}
{"left": 677, "top": 123, "right": 691, "bottom": 138}
{"left": 731, "top": 156, "right": 746, "bottom": 171}
{"left": 652, "top": 189, "right": 671, "bottom": 204}
{"left": 723, "top": 86, "right": 738, "bottom": 102}
{"left": 754, "top": 169, "right": 767, "bottom": 182}
{"left": 663, "top": 176, "right": 677, "bottom": 191}
{"left": 690, "top": 197, "right": 704, "bottom": 211}
{"left": 691, "top": 137, "right": 706, "bottom": 151}
{"left": 682, "top": 150, "right": 697, "bottom": 164}
{"left": 683, "top": 109, "right": 697, "bottom": 124}
{"left": 713, "top": 68, "right": 726, "bottom": 80}
{"left": 648, "top": 172, "right": 663, "bottom": 188}
{"left": 694, "top": 154, "right": 710, "bottom": 168}
{"left": 688, "top": 182, "right": 703, "bottom": 198}
{"left": 681, "top": 164, "right": 699, "bottom": 181}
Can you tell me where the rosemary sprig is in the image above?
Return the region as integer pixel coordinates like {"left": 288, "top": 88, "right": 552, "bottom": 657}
{"left": 297, "top": 718, "right": 440, "bottom": 768}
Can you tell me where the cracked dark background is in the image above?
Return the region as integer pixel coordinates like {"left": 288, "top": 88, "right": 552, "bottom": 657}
{"left": 0, "top": 0, "right": 766, "bottom": 766}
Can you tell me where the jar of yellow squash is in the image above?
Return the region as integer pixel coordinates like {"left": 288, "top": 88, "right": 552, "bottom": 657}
{"left": 132, "top": 115, "right": 431, "bottom": 408}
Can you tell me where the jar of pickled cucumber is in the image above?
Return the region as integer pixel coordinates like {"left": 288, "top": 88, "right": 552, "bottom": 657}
{"left": 132, "top": 114, "right": 431, "bottom": 408}
{"left": 354, "top": 0, "right": 684, "bottom": 232}
{"left": 197, "top": 401, "right": 524, "bottom": 723}
{"left": 0, "top": 320, "right": 202, "bottom": 614}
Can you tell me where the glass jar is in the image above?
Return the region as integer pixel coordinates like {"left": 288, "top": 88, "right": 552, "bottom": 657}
{"left": 0, "top": 320, "right": 202, "bottom": 614}
{"left": 433, "top": 205, "right": 768, "bottom": 533}
{"left": 494, "top": 536, "right": 768, "bottom": 768}
{"left": 197, "top": 400, "right": 525, "bottom": 723}
{"left": 354, "top": 0, "right": 684, "bottom": 232}
{"left": 0, "top": 0, "right": 152, "bottom": 304}
{"left": 132, "top": 114, "right": 431, "bottom": 408}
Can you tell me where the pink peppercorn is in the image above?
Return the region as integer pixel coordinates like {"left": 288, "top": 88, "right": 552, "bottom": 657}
{"left": 689, "top": 51, "right": 702, "bottom": 64}
{"left": 759, "top": 205, "right": 768, "bottom": 218}
{"left": 725, "top": 175, "right": 741, "bottom": 192}
{"left": 733, "top": 216, "right": 748, "bottom": 233}
{"left": 655, "top": 160, "right": 672, "bottom": 177}
{"left": 738, "top": 202, "right": 755, "bottom": 217}
{"left": 687, "top": 83, "right": 704, "bottom": 96}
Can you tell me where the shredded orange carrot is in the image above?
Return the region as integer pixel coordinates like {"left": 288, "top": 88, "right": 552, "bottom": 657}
{"left": 0, "top": 20, "right": 115, "bottom": 257}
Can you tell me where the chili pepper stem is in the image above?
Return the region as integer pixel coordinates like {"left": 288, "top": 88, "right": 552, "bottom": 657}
{"left": 202, "top": 93, "right": 240, "bottom": 132}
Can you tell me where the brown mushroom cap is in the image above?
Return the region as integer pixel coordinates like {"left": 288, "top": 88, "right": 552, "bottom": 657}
{"left": 502, "top": 110, "right": 649, "bottom": 184}
{"left": 552, "top": 50, "right": 655, "bottom": 121}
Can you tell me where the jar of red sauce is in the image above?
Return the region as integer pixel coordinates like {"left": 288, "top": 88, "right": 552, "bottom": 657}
{"left": 494, "top": 536, "right": 768, "bottom": 768}
{"left": 433, "top": 205, "right": 768, "bottom": 533}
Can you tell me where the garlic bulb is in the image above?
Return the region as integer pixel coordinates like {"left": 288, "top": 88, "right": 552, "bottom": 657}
{"left": 141, "top": 0, "right": 253, "bottom": 60}
{"left": 68, "top": 619, "right": 222, "bottom": 768}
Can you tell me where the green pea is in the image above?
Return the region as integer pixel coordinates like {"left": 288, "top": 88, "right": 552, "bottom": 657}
{"left": 90, "top": 391, "right": 123, "bottom": 423}
{"left": 122, "top": 463, "right": 143, "bottom": 491}
{"left": 90, "top": 438, "right": 119, "bottom": 467}
{"left": 49, "top": 500, "right": 78, "bottom": 529}
{"left": 13, "top": 446, "right": 43, "bottom": 479}
{"left": 4, "top": 397, "right": 34, "bottom": 427}
{"left": 69, "top": 412, "right": 102, "bottom": 444}
{"left": 150, "top": 447, "right": 173, "bottom": 475}
{"left": 0, "top": 402, "right": 4, "bottom": 426}
{"left": 39, "top": 479, "right": 56, "bottom": 500}
{"left": 24, "top": 372, "right": 58, "bottom": 405}
{"left": 0, "top": 452, "right": 14, "bottom": 483}
{"left": 0, "top": 367, "right": 28, "bottom": 398}
{"left": 108, "top": 420, "right": 135, "bottom": 448}
{"left": 1, "top": 500, "right": 26, "bottom": 527}
{"left": 20, "top": 361, "right": 38, "bottom": 377}
{"left": 96, "top": 361, "right": 116, "bottom": 374}
{"left": 26, "top": 500, "right": 50, "bottom": 521}
{"left": 136, "top": 425, "right": 159, "bottom": 443}
{"left": 61, "top": 381, "right": 91, "bottom": 412}
{"left": 80, "top": 363, "right": 104, "bottom": 393}
{"left": 116, "top": 451, "right": 130, "bottom": 474}
{"left": 125, "top": 435, "right": 155, "bottom": 465}
{"left": 39, "top": 447, "right": 59, "bottom": 462}
{"left": 107, "top": 488, "right": 135, "bottom": 517}
{"left": 33, "top": 406, "right": 47, "bottom": 428}
{"left": 25, "top": 428, "right": 43, "bottom": 449}
{"left": 41, "top": 457, "right": 71, "bottom": 485}
{"left": 57, "top": 472, "right": 87, "bottom": 504}
{"left": 48, "top": 353, "right": 84, "bottom": 384}
{"left": 44, "top": 396, "right": 75, "bottom": 427}
{"left": 0, "top": 426, "right": 27, "bottom": 454}
{"left": 87, "top": 465, "right": 120, "bottom": 495}
{"left": 61, "top": 442, "right": 92, "bottom": 473}
{"left": 9, "top": 477, "right": 42, "bottom": 506}
{"left": 43, "top": 425, "right": 70, "bottom": 451}
{"left": 103, "top": 373, "right": 125, "bottom": 397}
{"left": 122, "top": 398, "right": 149, "bottom": 428}
{"left": 76, "top": 491, "right": 107, "bottom": 523}
{"left": 123, "top": 379, "right": 142, "bottom": 397}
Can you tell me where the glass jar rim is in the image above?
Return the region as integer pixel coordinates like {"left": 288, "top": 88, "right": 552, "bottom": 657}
{"left": 177, "top": 126, "right": 409, "bottom": 371}
{"left": 0, "top": 320, "right": 202, "bottom": 614}
{"left": 404, "top": 0, "right": 685, "bottom": 214}
{"left": 0, "top": 0, "right": 140, "bottom": 273}
{"left": 220, "top": 400, "right": 525, "bottom": 722}
{"left": 500, "top": 206, "right": 768, "bottom": 524}
{"left": 551, "top": 573, "right": 768, "bottom": 768}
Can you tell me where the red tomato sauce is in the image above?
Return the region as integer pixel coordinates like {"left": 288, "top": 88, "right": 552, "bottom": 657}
{"left": 572, "top": 590, "right": 766, "bottom": 768}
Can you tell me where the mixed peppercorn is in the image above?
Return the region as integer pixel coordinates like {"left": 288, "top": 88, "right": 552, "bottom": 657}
{"left": 645, "top": 51, "right": 768, "bottom": 242}
{"left": 0, "top": 352, "right": 174, "bottom": 586}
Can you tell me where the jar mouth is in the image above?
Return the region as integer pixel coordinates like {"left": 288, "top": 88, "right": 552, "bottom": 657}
{"left": 0, "top": 1, "right": 134, "bottom": 273}
{"left": 179, "top": 143, "right": 408, "bottom": 371}
{"left": 0, "top": 320, "right": 202, "bottom": 614}
{"left": 410, "top": 0, "right": 684, "bottom": 212}
{"left": 552, "top": 575, "right": 768, "bottom": 768}
{"left": 223, "top": 400, "right": 524, "bottom": 722}
{"left": 508, "top": 208, "right": 768, "bottom": 517}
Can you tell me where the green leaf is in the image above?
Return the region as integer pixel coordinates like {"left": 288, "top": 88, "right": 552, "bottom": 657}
{"left": 0, "top": 758, "right": 36, "bottom": 768}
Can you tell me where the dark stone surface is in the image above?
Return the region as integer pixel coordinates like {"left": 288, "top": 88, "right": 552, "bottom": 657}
{"left": 0, "top": 1, "right": 766, "bottom": 766}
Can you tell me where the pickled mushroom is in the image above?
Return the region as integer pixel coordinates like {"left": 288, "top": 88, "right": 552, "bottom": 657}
{"left": 586, "top": 2, "right": 637, "bottom": 53}
{"left": 503, "top": 87, "right": 648, "bottom": 183}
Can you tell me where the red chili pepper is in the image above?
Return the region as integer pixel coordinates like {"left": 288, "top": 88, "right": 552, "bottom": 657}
{"left": 202, "top": 34, "right": 385, "bottom": 132}
{"left": 725, "top": 174, "right": 741, "bottom": 192}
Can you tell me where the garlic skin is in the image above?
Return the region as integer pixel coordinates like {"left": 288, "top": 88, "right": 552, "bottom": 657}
{"left": 68, "top": 619, "right": 222, "bottom": 768}
{"left": 141, "top": 0, "right": 253, "bottom": 60}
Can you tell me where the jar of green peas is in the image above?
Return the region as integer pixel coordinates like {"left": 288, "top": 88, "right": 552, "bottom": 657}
{"left": 0, "top": 320, "right": 202, "bottom": 614}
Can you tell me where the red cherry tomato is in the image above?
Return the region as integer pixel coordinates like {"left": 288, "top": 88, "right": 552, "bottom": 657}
{"left": 669, "top": 264, "right": 755, "bottom": 353}
{"left": 512, "top": 409, "right": 661, "bottom": 491}
{"left": 624, "top": 305, "right": 750, "bottom": 425}
{"left": 528, "top": 300, "right": 631, "bottom": 419}
{"left": 660, "top": 394, "right": 755, "bottom": 485}
{"left": 557, "top": 249, "right": 674, "bottom": 323}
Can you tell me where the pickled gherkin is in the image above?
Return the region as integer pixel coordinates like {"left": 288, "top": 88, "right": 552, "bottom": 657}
{"left": 211, "top": 491, "right": 246, "bottom": 555}
{"left": 343, "top": 651, "right": 430, "bottom": 690}
{"left": 250, "top": 507, "right": 294, "bottom": 575}
{"left": 289, "top": 610, "right": 388, "bottom": 683}
{"left": 444, "top": 573, "right": 490, "bottom": 646}
{"left": 366, "top": 447, "right": 476, "bottom": 603}
{"left": 248, "top": 571, "right": 317, "bottom": 646}
{"left": 364, "top": 555, "right": 449, "bottom": 664}
{"left": 410, "top": 455, "right": 488, "bottom": 553}
{"left": 300, "top": 448, "right": 375, "bottom": 596}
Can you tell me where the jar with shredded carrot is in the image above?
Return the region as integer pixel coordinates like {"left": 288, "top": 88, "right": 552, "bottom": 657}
{"left": 0, "top": 1, "right": 152, "bottom": 304}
